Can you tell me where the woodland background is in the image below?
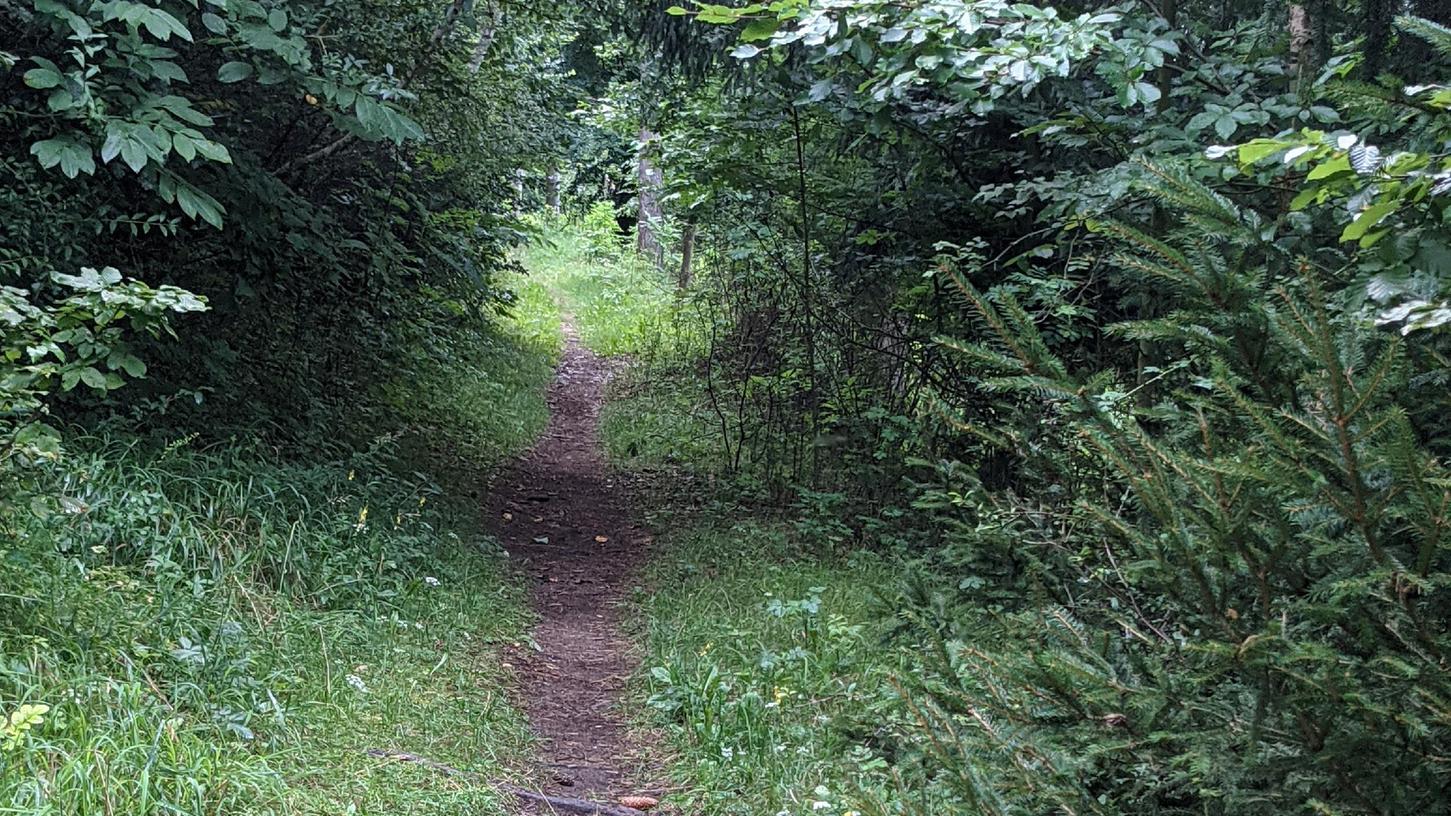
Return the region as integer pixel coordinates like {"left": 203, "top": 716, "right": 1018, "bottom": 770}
{"left": 5, "top": 0, "right": 1451, "bottom": 814}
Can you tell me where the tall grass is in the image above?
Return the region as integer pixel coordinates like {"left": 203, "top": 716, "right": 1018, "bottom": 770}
{"left": 1, "top": 438, "right": 533, "bottom": 814}
{"left": 633, "top": 517, "right": 908, "bottom": 816}
{"left": 513, "top": 208, "right": 685, "bottom": 358}
{"left": 0, "top": 303, "right": 560, "bottom": 813}
{"left": 379, "top": 302, "right": 560, "bottom": 479}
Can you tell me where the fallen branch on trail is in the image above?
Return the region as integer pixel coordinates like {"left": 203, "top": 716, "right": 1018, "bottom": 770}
{"left": 499, "top": 784, "right": 647, "bottom": 815}
{"left": 362, "top": 750, "right": 647, "bottom": 814}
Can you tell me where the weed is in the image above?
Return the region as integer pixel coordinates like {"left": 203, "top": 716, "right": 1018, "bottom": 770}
{"left": 514, "top": 215, "right": 683, "bottom": 358}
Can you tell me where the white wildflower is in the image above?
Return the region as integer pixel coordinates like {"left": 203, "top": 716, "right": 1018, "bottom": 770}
{"left": 424, "top": 576, "right": 440, "bottom": 587}
{"left": 345, "top": 674, "right": 368, "bottom": 693}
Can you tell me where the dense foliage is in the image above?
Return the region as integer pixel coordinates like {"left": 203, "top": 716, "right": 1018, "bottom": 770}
{"left": 8, "top": 0, "right": 1451, "bottom": 814}
{"left": 610, "top": 2, "right": 1451, "bottom": 815}
{"left": 3, "top": 0, "right": 576, "bottom": 445}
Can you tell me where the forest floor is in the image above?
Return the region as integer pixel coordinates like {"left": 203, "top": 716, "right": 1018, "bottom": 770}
{"left": 485, "top": 320, "right": 666, "bottom": 813}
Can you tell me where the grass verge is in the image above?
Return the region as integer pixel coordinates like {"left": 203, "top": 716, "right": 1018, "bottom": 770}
{"left": 1, "top": 303, "right": 560, "bottom": 814}
{"left": 632, "top": 515, "right": 905, "bottom": 816}
{"left": 1, "top": 440, "right": 533, "bottom": 815}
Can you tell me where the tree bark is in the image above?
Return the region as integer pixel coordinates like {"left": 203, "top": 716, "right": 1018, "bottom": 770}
{"left": 1362, "top": 0, "right": 1394, "bottom": 78}
{"left": 635, "top": 126, "right": 664, "bottom": 267}
{"left": 546, "top": 166, "right": 561, "bottom": 213}
{"left": 1288, "top": 4, "right": 1312, "bottom": 88}
{"left": 467, "top": 3, "right": 501, "bottom": 74}
{"left": 678, "top": 221, "right": 696, "bottom": 289}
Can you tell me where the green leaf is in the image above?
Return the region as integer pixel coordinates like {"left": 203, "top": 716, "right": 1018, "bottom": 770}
{"left": 30, "top": 137, "right": 96, "bottom": 178}
{"left": 78, "top": 366, "right": 107, "bottom": 390}
{"left": 172, "top": 132, "right": 197, "bottom": 161}
{"left": 741, "top": 18, "right": 779, "bottom": 42}
{"left": 150, "top": 60, "right": 188, "bottom": 83}
{"left": 23, "top": 67, "right": 63, "bottom": 89}
{"left": 174, "top": 181, "right": 225, "bottom": 228}
{"left": 141, "top": 7, "right": 192, "bottom": 41}
{"left": 267, "top": 8, "right": 286, "bottom": 31}
{"left": 217, "top": 61, "right": 254, "bottom": 82}
{"left": 1236, "top": 139, "right": 1288, "bottom": 166}
{"left": 119, "top": 137, "right": 148, "bottom": 173}
{"left": 1307, "top": 155, "right": 1352, "bottom": 180}
{"left": 118, "top": 354, "right": 147, "bottom": 377}
{"left": 1341, "top": 201, "right": 1398, "bottom": 243}
{"left": 190, "top": 137, "right": 231, "bottom": 164}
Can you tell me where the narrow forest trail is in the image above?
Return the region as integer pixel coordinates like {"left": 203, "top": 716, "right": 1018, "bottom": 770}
{"left": 486, "top": 321, "right": 661, "bottom": 814}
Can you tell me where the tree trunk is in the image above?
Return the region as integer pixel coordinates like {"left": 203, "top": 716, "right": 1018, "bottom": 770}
{"left": 635, "top": 127, "right": 664, "bottom": 267}
{"left": 546, "top": 166, "right": 561, "bottom": 213}
{"left": 1362, "top": 0, "right": 1393, "bottom": 78}
{"left": 467, "top": 3, "right": 501, "bottom": 74}
{"left": 1288, "top": 4, "right": 1312, "bottom": 87}
{"left": 678, "top": 222, "right": 696, "bottom": 289}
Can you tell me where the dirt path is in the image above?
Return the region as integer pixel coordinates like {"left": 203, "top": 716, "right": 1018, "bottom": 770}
{"left": 487, "top": 323, "right": 656, "bottom": 812}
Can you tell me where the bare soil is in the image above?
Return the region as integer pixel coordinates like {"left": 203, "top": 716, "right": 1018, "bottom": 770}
{"left": 486, "top": 324, "right": 660, "bottom": 813}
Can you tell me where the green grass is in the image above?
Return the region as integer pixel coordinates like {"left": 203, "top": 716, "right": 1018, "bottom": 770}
{"left": 600, "top": 366, "right": 723, "bottom": 472}
{"left": 0, "top": 440, "right": 534, "bottom": 814}
{"left": 513, "top": 210, "right": 682, "bottom": 358}
{"left": 632, "top": 517, "right": 909, "bottom": 816}
{"left": 380, "top": 303, "right": 560, "bottom": 480}
{"left": 0, "top": 302, "right": 562, "bottom": 814}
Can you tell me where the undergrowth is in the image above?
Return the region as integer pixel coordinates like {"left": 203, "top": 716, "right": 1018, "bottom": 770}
{"left": 381, "top": 299, "right": 560, "bottom": 480}
{"left": 600, "top": 368, "right": 722, "bottom": 473}
{"left": 0, "top": 439, "right": 532, "bottom": 815}
{"left": 0, "top": 302, "right": 559, "bottom": 813}
{"left": 633, "top": 516, "right": 902, "bottom": 816}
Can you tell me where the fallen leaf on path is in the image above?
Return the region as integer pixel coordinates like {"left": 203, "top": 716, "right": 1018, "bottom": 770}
{"left": 502, "top": 512, "right": 513, "bottom": 521}
{"left": 533, "top": 536, "right": 549, "bottom": 544}
{"left": 594, "top": 535, "right": 609, "bottom": 543}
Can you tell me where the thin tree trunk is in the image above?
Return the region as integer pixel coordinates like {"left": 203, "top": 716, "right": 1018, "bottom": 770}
{"left": 1289, "top": 4, "right": 1312, "bottom": 88}
{"left": 678, "top": 222, "right": 696, "bottom": 289}
{"left": 635, "top": 126, "right": 664, "bottom": 267}
{"left": 467, "top": 3, "right": 501, "bottom": 74}
{"left": 546, "top": 166, "right": 561, "bottom": 213}
{"left": 788, "top": 105, "right": 819, "bottom": 480}
{"left": 1363, "top": 0, "right": 1394, "bottom": 78}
